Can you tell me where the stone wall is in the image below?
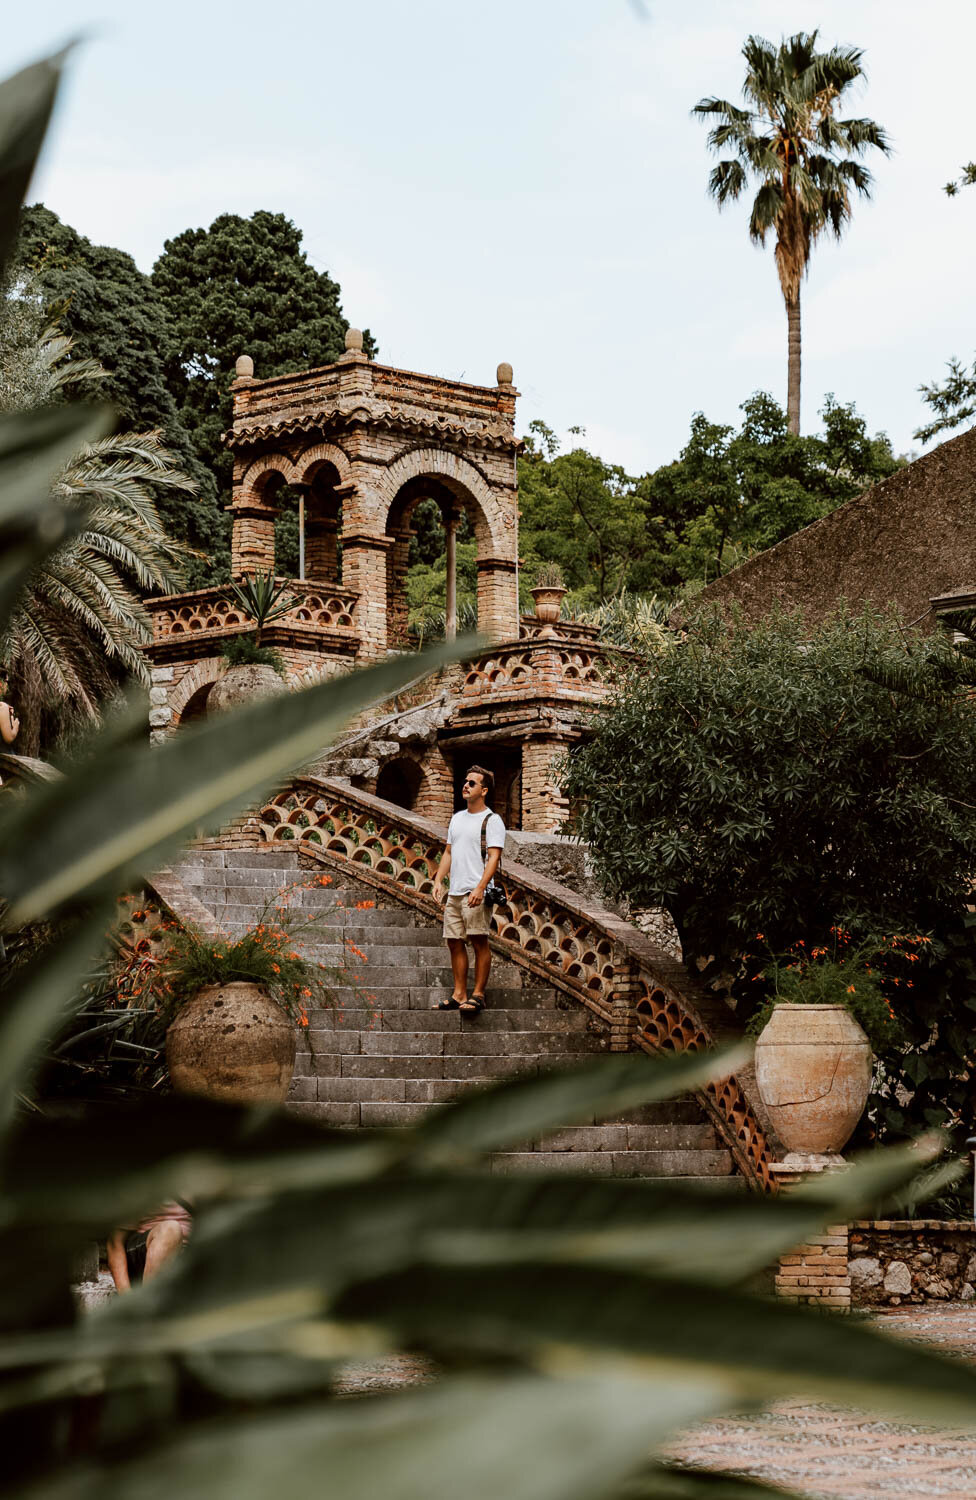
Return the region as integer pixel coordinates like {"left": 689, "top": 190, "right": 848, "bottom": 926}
{"left": 849, "top": 1221, "right": 976, "bottom": 1307}
{"left": 695, "top": 425, "right": 976, "bottom": 632}
{"left": 775, "top": 1225, "right": 851, "bottom": 1311}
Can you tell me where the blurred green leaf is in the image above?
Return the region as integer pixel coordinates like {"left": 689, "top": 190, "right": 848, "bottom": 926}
{"left": 0, "top": 637, "right": 467, "bottom": 922}
{"left": 0, "top": 404, "right": 114, "bottom": 632}
{"left": 612, "top": 1467, "right": 801, "bottom": 1499}
{"left": 332, "top": 1262, "right": 976, "bottom": 1424}
{"left": 0, "top": 49, "right": 67, "bottom": 278}
{"left": 10, "top": 1373, "right": 727, "bottom": 1500}
{"left": 412, "top": 1047, "right": 752, "bottom": 1158}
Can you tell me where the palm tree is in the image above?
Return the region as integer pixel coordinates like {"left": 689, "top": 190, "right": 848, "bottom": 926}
{"left": 4, "top": 428, "right": 193, "bottom": 752}
{"left": 694, "top": 32, "right": 889, "bottom": 435}
{"left": 0, "top": 288, "right": 194, "bottom": 752}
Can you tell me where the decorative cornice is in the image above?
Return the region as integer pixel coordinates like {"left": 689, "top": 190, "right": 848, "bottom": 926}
{"left": 222, "top": 398, "right": 518, "bottom": 454}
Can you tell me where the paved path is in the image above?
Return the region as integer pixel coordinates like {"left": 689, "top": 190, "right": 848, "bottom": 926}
{"left": 334, "top": 1307, "right": 976, "bottom": 1499}
{"left": 664, "top": 1307, "right": 976, "bottom": 1500}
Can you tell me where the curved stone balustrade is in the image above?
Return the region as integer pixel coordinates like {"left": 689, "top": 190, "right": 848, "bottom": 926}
{"left": 461, "top": 639, "right": 617, "bottom": 701}
{"left": 148, "top": 580, "right": 359, "bottom": 643}
{"left": 256, "top": 775, "right": 775, "bottom": 1190}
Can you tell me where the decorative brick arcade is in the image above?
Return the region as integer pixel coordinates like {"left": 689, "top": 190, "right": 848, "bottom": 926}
{"left": 145, "top": 337, "right": 622, "bottom": 835}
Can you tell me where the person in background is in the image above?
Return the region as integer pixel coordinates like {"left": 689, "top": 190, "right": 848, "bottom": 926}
{"left": 432, "top": 764, "right": 505, "bottom": 1015}
{"left": 0, "top": 675, "right": 20, "bottom": 749}
{"left": 106, "top": 1202, "right": 192, "bottom": 1292}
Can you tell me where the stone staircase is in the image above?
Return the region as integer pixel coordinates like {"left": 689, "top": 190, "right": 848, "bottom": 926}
{"left": 169, "top": 847, "right": 735, "bottom": 1181}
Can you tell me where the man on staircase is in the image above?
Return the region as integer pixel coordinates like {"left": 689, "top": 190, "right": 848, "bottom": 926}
{"left": 433, "top": 765, "right": 505, "bottom": 1015}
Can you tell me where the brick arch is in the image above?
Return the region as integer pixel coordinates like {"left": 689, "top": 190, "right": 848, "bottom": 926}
{"left": 378, "top": 447, "right": 506, "bottom": 552}
{"left": 293, "top": 442, "right": 353, "bottom": 489}
{"left": 169, "top": 657, "right": 225, "bottom": 723}
{"left": 239, "top": 452, "right": 300, "bottom": 496}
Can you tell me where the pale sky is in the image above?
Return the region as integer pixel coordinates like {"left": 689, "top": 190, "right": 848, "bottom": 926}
{"left": 6, "top": 0, "right": 976, "bottom": 474}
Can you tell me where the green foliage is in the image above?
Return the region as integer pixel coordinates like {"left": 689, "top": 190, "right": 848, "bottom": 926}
{"left": 564, "top": 606, "right": 976, "bottom": 982}
{"left": 574, "top": 592, "right": 671, "bottom": 654}
{"left": 746, "top": 937, "right": 907, "bottom": 1053}
{"left": 916, "top": 355, "right": 976, "bottom": 444}
{"left": 407, "top": 539, "right": 477, "bottom": 640}
{"left": 641, "top": 392, "right": 901, "bottom": 588}
{"left": 519, "top": 424, "right": 647, "bottom": 603}
{"left": 694, "top": 31, "right": 888, "bottom": 431}
{"left": 16, "top": 204, "right": 224, "bottom": 580}
{"left": 151, "top": 211, "right": 373, "bottom": 548}
{"left": 5, "top": 46, "right": 976, "bottom": 1500}
{"left": 564, "top": 606, "right": 976, "bottom": 1146}
{"left": 220, "top": 634, "right": 285, "bottom": 675}
{"left": 136, "top": 872, "right": 350, "bottom": 1026}
{"left": 533, "top": 560, "right": 565, "bottom": 589}
{"left": 226, "top": 568, "right": 296, "bottom": 646}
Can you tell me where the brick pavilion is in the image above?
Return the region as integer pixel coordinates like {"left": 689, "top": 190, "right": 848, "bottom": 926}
{"left": 145, "top": 331, "right": 622, "bottom": 833}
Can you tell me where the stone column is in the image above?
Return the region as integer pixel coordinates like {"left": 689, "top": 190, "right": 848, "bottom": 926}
{"left": 521, "top": 738, "right": 570, "bottom": 834}
{"left": 386, "top": 524, "right": 413, "bottom": 647}
{"left": 476, "top": 556, "right": 519, "bottom": 643}
{"left": 416, "top": 743, "right": 455, "bottom": 828}
{"left": 230, "top": 498, "right": 280, "bottom": 577}
{"left": 342, "top": 533, "right": 394, "bottom": 659}
{"left": 445, "top": 508, "right": 459, "bottom": 641}
{"left": 305, "top": 515, "right": 339, "bottom": 583}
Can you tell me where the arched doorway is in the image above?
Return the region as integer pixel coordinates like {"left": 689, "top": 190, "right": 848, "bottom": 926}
{"left": 375, "top": 755, "right": 423, "bottom": 811}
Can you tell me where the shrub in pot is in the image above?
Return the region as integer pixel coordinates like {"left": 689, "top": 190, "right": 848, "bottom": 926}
{"left": 209, "top": 571, "right": 295, "bottom": 714}
{"left": 126, "top": 872, "right": 370, "bottom": 1104}
{"left": 529, "top": 561, "right": 567, "bottom": 628}
{"left": 749, "top": 936, "right": 905, "bottom": 1158}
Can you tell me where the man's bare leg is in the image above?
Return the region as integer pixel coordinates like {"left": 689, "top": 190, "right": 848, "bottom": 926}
{"left": 144, "top": 1220, "right": 185, "bottom": 1282}
{"left": 470, "top": 936, "right": 491, "bottom": 1001}
{"left": 447, "top": 938, "right": 469, "bottom": 1004}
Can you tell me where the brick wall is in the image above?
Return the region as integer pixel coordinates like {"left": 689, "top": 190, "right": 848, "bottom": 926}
{"left": 521, "top": 739, "right": 570, "bottom": 833}
{"left": 775, "top": 1225, "right": 851, "bottom": 1311}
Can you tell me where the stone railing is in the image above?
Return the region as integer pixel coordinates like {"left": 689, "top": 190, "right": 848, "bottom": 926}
{"left": 459, "top": 637, "right": 621, "bottom": 705}
{"left": 519, "top": 615, "right": 602, "bottom": 642}
{"left": 147, "top": 579, "right": 360, "bottom": 647}
{"left": 256, "top": 776, "right": 775, "bottom": 1190}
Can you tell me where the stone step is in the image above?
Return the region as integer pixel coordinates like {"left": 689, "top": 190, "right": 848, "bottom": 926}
{"left": 305, "top": 1030, "right": 599, "bottom": 1059}
{"left": 490, "top": 1150, "right": 733, "bottom": 1177}
{"left": 304, "top": 1007, "right": 592, "bottom": 1033}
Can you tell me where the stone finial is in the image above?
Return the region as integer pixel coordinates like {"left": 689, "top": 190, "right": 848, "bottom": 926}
{"left": 235, "top": 354, "right": 254, "bottom": 379}
{"left": 496, "top": 361, "right": 514, "bottom": 386}
{"left": 345, "top": 327, "right": 364, "bottom": 353}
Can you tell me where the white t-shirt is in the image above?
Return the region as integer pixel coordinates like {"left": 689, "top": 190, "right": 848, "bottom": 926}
{"left": 447, "top": 807, "right": 505, "bottom": 895}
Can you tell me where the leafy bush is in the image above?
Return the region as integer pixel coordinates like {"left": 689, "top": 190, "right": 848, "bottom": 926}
{"left": 746, "top": 933, "right": 911, "bottom": 1052}
{"left": 124, "top": 872, "right": 365, "bottom": 1026}
{"left": 220, "top": 633, "right": 285, "bottom": 674}
{"left": 564, "top": 607, "right": 976, "bottom": 1143}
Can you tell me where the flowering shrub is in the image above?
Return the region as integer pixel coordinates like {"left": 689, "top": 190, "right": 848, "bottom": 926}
{"left": 117, "top": 874, "right": 374, "bottom": 1028}
{"left": 746, "top": 930, "right": 927, "bottom": 1051}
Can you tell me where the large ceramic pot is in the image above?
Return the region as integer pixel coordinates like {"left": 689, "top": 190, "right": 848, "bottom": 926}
{"left": 166, "top": 981, "right": 296, "bottom": 1104}
{"left": 754, "top": 1003, "right": 871, "bottom": 1157}
{"left": 207, "top": 663, "right": 285, "bottom": 716}
{"left": 530, "top": 585, "right": 567, "bottom": 627}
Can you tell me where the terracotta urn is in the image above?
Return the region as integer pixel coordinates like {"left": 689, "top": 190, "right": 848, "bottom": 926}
{"left": 530, "top": 585, "right": 567, "bottom": 626}
{"left": 166, "top": 981, "right": 296, "bottom": 1104}
{"left": 208, "top": 663, "right": 285, "bottom": 716}
{"left": 754, "top": 1003, "right": 872, "bottom": 1157}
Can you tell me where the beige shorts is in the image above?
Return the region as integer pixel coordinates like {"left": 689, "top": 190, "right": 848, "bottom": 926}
{"left": 443, "top": 893, "right": 490, "bottom": 939}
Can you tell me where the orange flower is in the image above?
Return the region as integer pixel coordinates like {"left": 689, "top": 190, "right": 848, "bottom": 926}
{"left": 755, "top": 933, "right": 764, "bottom": 941}
{"left": 846, "top": 985, "right": 856, "bottom": 994}
{"left": 272, "top": 963, "right": 280, "bottom": 974}
{"left": 355, "top": 900, "right": 375, "bottom": 911}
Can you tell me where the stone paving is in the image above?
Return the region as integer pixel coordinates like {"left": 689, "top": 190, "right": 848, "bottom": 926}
{"left": 333, "top": 1307, "right": 976, "bottom": 1499}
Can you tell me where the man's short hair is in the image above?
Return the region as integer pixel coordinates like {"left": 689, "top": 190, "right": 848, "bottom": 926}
{"left": 467, "top": 764, "right": 494, "bottom": 801}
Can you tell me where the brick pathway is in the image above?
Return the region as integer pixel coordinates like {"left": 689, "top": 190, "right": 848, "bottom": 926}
{"left": 663, "top": 1306, "right": 976, "bottom": 1499}
{"left": 333, "top": 1307, "right": 976, "bottom": 1499}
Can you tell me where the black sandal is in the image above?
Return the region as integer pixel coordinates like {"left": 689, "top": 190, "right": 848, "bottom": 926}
{"left": 459, "top": 994, "right": 484, "bottom": 1014}
{"left": 434, "top": 996, "right": 462, "bottom": 1010}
